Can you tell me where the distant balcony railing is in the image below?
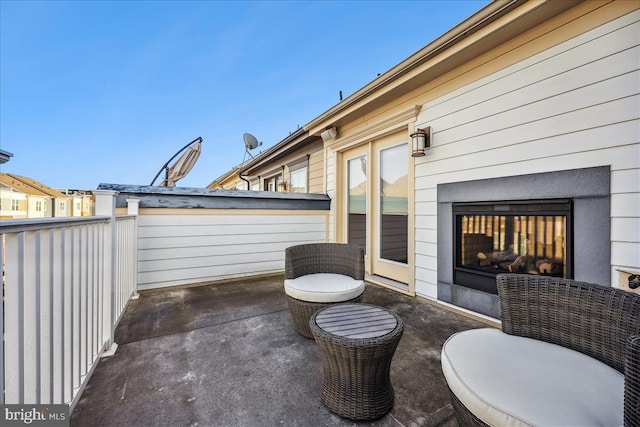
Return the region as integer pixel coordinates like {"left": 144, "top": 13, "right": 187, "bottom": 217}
{"left": 1, "top": 190, "right": 137, "bottom": 410}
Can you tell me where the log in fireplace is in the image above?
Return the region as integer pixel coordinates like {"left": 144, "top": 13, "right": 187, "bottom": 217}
{"left": 453, "top": 199, "right": 573, "bottom": 294}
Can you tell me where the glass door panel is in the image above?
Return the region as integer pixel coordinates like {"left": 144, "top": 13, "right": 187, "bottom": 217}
{"left": 379, "top": 144, "right": 408, "bottom": 264}
{"left": 341, "top": 136, "right": 410, "bottom": 287}
{"left": 347, "top": 155, "right": 367, "bottom": 251}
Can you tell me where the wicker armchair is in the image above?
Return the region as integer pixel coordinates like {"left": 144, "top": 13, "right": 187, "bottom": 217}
{"left": 284, "top": 243, "right": 365, "bottom": 338}
{"left": 443, "top": 273, "right": 640, "bottom": 426}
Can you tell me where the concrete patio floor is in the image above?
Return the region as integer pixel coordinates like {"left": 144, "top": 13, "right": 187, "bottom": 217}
{"left": 70, "top": 276, "right": 493, "bottom": 427}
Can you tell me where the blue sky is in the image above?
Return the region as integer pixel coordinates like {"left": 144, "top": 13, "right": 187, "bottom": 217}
{"left": 1, "top": 0, "right": 488, "bottom": 190}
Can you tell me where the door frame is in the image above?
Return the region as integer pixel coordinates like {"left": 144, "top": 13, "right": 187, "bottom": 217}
{"left": 335, "top": 127, "right": 416, "bottom": 296}
{"left": 371, "top": 137, "right": 411, "bottom": 284}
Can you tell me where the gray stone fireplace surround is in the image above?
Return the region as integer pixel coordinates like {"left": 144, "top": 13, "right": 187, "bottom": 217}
{"left": 437, "top": 166, "right": 610, "bottom": 318}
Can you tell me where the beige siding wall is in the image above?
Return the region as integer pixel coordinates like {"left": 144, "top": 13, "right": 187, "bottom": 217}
{"left": 324, "top": 149, "right": 337, "bottom": 242}
{"left": 228, "top": 177, "right": 245, "bottom": 190}
{"left": 136, "top": 210, "right": 328, "bottom": 290}
{"left": 27, "top": 196, "right": 50, "bottom": 218}
{"left": 413, "top": 8, "right": 640, "bottom": 298}
{"left": 308, "top": 149, "right": 325, "bottom": 194}
{"left": 245, "top": 140, "right": 323, "bottom": 193}
{"left": 0, "top": 190, "right": 27, "bottom": 218}
{"left": 216, "top": 176, "right": 245, "bottom": 190}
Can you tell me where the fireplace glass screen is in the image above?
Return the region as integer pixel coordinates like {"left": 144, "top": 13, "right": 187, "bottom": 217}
{"left": 454, "top": 200, "right": 572, "bottom": 294}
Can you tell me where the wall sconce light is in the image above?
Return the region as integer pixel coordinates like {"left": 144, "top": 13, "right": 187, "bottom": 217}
{"left": 278, "top": 181, "right": 288, "bottom": 192}
{"left": 411, "top": 127, "right": 431, "bottom": 157}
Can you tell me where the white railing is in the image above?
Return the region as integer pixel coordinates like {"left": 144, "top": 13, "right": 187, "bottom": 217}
{"left": 0, "top": 191, "right": 137, "bottom": 409}
{"left": 113, "top": 215, "right": 138, "bottom": 326}
{"left": 1, "top": 187, "right": 328, "bottom": 409}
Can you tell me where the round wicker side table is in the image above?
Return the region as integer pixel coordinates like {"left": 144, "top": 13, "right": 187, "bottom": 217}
{"left": 310, "top": 303, "right": 404, "bottom": 420}
{"left": 286, "top": 293, "right": 363, "bottom": 338}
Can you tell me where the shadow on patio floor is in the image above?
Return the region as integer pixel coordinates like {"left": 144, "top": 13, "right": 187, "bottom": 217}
{"left": 70, "top": 276, "right": 492, "bottom": 427}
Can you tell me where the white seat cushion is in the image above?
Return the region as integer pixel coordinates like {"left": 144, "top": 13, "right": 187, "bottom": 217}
{"left": 441, "top": 328, "right": 623, "bottom": 427}
{"left": 284, "top": 273, "right": 365, "bottom": 303}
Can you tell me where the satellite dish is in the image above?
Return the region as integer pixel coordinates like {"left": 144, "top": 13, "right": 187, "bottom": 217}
{"left": 243, "top": 133, "right": 262, "bottom": 150}
{"left": 243, "top": 133, "right": 262, "bottom": 159}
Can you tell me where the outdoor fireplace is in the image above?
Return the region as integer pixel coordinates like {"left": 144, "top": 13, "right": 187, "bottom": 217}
{"left": 453, "top": 200, "right": 573, "bottom": 294}
{"left": 436, "top": 166, "right": 610, "bottom": 318}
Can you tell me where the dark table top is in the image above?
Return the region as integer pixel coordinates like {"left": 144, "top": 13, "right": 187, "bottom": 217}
{"left": 314, "top": 303, "right": 398, "bottom": 339}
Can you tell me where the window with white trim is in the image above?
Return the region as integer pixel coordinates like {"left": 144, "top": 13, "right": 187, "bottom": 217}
{"left": 290, "top": 168, "right": 307, "bottom": 193}
{"left": 287, "top": 156, "right": 309, "bottom": 193}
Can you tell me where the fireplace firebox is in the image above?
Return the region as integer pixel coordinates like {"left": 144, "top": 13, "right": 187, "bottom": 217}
{"left": 453, "top": 199, "right": 573, "bottom": 294}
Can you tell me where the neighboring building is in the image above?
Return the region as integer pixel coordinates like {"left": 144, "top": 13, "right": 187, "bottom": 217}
{"left": 207, "top": 163, "right": 249, "bottom": 191}
{"left": 0, "top": 184, "right": 28, "bottom": 219}
{"left": 79, "top": 192, "right": 94, "bottom": 216}
{"left": 239, "top": 129, "right": 324, "bottom": 193}
{"left": 0, "top": 173, "right": 53, "bottom": 218}
{"left": 211, "top": 0, "right": 640, "bottom": 319}
{"left": 6, "top": 174, "right": 72, "bottom": 217}
{"left": 58, "top": 189, "right": 95, "bottom": 216}
{"left": 217, "top": 129, "right": 325, "bottom": 193}
{"left": 0, "top": 173, "right": 74, "bottom": 218}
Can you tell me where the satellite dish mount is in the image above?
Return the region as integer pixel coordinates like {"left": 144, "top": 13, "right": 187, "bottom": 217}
{"left": 243, "top": 133, "right": 262, "bottom": 159}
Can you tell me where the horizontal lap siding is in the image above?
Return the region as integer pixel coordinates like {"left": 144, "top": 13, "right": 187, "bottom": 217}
{"left": 137, "top": 212, "right": 327, "bottom": 290}
{"left": 308, "top": 150, "right": 325, "bottom": 194}
{"left": 326, "top": 150, "right": 336, "bottom": 241}
{"left": 414, "top": 9, "right": 640, "bottom": 298}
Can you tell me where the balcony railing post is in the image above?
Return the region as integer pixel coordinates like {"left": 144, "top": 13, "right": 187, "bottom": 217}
{"left": 93, "top": 190, "right": 118, "bottom": 357}
{"left": 126, "top": 198, "right": 139, "bottom": 216}
{"left": 126, "top": 198, "right": 140, "bottom": 300}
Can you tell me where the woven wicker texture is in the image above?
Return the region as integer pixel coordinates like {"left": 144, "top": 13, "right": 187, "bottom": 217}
{"left": 285, "top": 243, "right": 365, "bottom": 280}
{"left": 496, "top": 273, "right": 640, "bottom": 374}
{"left": 284, "top": 243, "right": 365, "bottom": 337}
{"left": 626, "top": 336, "right": 640, "bottom": 427}
{"left": 448, "top": 389, "right": 489, "bottom": 427}
{"left": 310, "top": 304, "right": 404, "bottom": 420}
{"left": 448, "top": 273, "right": 640, "bottom": 427}
{"left": 285, "top": 294, "right": 362, "bottom": 338}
